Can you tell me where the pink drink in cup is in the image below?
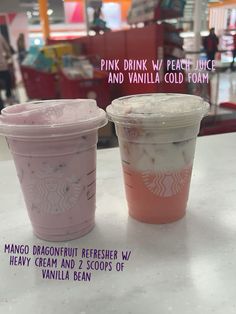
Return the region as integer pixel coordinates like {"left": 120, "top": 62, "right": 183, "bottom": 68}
{"left": 106, "top": 94, "right": 209, "bottom": 224}
{"left": 0, "top": 100, "right": 107, "bottom": 241}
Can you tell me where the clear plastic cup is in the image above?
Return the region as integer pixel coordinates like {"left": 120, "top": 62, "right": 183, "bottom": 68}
{"left": 0, "top": 99, "right": 107, "bottom": 241}
{"left": 106, "top": 93, "right": 209, "bottom": 224}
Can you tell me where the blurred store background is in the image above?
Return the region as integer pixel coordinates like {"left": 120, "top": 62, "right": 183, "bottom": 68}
{"left": 1, "top": 0, "right": 236, "bottom": 149}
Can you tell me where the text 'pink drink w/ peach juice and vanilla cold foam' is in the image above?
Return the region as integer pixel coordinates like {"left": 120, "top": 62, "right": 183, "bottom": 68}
{"left": 0, "top": 99, "right": 107, "bottom": 241}
{"left": 106, "top": 94, "right": 209, "bottom": 224}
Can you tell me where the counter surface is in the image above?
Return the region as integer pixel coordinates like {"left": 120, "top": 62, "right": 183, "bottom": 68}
{"left": 0, "top": 133, "right": 236, "bottom": 314}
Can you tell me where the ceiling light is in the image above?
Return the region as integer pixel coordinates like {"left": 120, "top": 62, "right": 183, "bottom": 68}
{"left": 32, "top": 11, "right": 39, "bottom": 16}
{"left": 26, "top": 11, "right": 32, "bottom": 18}
{"left": 47, "top": 9, "right": 53, "bottom": 16}
{"left": 34, "top": 39, "right": 41, "bottom": 46}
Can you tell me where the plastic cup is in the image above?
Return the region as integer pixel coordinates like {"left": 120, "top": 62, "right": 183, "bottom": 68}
{"left": 106, "top": 93, "right": 209, "bottom": 224}
{"left": 0, "top": 99, "right": 107, "bottom": 241}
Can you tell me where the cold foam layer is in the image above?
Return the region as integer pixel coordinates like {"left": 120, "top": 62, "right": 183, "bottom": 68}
{"left": 112, "top": 94, "right": 204, "bottom": 114}
{"left": 120, "top": 139, "right": 196, "bottom": 172}
{"left": 107, "top": 93, "right": 209, "bottom": 128}
{"left": 0, "top": 99, "right": 107, "bottom": 138}
{"left": 108, "top": 94, "right": 207, "bottom": 172}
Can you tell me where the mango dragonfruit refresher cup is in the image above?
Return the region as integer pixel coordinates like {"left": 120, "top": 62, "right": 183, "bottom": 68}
{"left": 106, "top": 94, "right": 209, "bottom": 224}
{"left": 0, "top": 99, "right": 107, "bottom": 241}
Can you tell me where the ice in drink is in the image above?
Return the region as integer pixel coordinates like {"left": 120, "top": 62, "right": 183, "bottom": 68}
{"left": 106, "top": 94, "right": 209, "bottom": 224}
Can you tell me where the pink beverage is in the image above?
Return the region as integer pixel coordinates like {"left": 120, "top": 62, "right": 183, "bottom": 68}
{"left": 0, "top": 100, "right": 107, "bottom": 241}
{"left": 106, "top": 94, "right": 209, "bottom": 224}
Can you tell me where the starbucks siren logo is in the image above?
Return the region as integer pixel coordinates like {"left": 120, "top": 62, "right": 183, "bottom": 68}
{"left": 142, "top": 167, "right": 192, "bottom": 197}
{"left": 25, "top": 163, "right": 82, "bottom": 214}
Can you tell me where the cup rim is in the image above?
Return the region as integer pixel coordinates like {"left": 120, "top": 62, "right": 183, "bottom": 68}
{"left": 106, "top": 93, "right": 209, "bottom": 128}
{"left": 0, "top": 99, "right": 107, "bottom": 138}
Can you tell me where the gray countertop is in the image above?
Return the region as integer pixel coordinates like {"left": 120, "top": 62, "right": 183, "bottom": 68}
{"left": 0, "top": 133, "right": 236, "bottom": 314}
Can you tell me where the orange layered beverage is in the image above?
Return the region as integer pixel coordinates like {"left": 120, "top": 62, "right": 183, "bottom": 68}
{"left": 106, "top": 94, "right": 209, "bottom": 224}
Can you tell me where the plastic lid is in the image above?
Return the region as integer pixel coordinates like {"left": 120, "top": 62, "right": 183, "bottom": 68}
{"left": 106, "top": 93, "right": 209, "bottom": 128}
{"left": 0, "top": 99, "right": 107, "bottom": 138}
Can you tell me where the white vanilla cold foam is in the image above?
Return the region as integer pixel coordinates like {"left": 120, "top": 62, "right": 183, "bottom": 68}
{"left": 119, "top": 140, "right": 196, "bottom": 172}
{"left": 107, "top": 94, "right": 209, "bottom": 172}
